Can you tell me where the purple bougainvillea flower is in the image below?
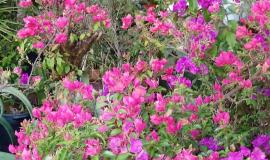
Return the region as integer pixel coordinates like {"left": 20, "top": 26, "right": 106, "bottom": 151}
{"left": 252, "top": 135, "right": 270, "bottom": 154}
{"left": 175, "top": 56, "right": 199, "bottom": 74}
{"left": 250, "top": 147, "right": 267, "bottom": 160}
{"left": 199, "top": 137, "right": 220, "bottom": 151}
{"left": 226, "top": 151, "right": 243, "bottom": 160}
{"left": 20, "top": 73, "right": 29, "bottom": 85}
{"left": 130, "top": 139, "right": 143, "bottom": 154}
{"left": 173, "top": 0, "right": 188, "bottom": 16}
{"left": 261, "top": 88, "right": 270, "bottom": 97}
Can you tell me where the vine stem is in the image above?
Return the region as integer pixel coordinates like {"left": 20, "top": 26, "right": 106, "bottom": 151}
{"left": 27, "top": 36, "right": 55, "bottom": 85}
{"left": 214, "top": 68, "right": 262, "bottom": 106}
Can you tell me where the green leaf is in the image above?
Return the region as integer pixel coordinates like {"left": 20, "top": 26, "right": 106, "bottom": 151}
{"left": 117, "top": 153, "right": 132, "bottom": 160}
{"left": 0, "top": 152, "right": 15, "bottom": 160}
{"left": 103, "top": 151, "right": 116, "bottom": 158}
{"left": 58, "top": 148, "right": 68, "bottom": 160}
{"left": 0, "top": 117, "right": 16, "bottom": 144}
{"left": 207, "top": 45, "right": 218, "bottom": 57}
{"left": 110, "top": 128, "right": 121, "bottom": 136}
{"left": 0, "top": 98, "right": 3, "bottom": 116}
{"left": 56, "top": 57, "right": 64, "bottom": 75}
{"left": 70, "top": 33, "right": 78, "bottom": 44}
{"left": 202, "top": 9, "right": 211, "bottom": 22}
{"left": 0, "top": 86, "right": 33, "bottom": 118}
{"left": 92, "top": 155, "right": 99, "bottom": 160}
{"left": 79, "top": 33, "right": 86, "bottom": 41}
{"left": 93, "top": 23, "right": 100, "bottom": 32}
{"left": 81, "top": 71, "right": 89, "bottom": 84}
{"left": 64, "top": 65, "right": 70, "bottom": 74}
{"left": 46, "top": 57, "right": 55, "bottom": 70}
{"left": 226, "top": 32, "right": 237, "bottom": 49}
{"left": 188, "top": 0, "right": 198, "bottom": 14}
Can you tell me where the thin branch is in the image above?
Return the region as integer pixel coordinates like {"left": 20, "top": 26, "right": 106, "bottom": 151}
{"left": 27, "top": 36, "right": 55, "bottom": 85}
{"left": 214, "top": 68, "right": 262, "bottom": 106}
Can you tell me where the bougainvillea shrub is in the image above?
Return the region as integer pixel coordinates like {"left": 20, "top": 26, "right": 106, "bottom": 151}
{"left": 9, "top": 0, "right": 270, "bottom": 159}
{"left": 9, "top": 56, "right": 270, "bottom": 159}
{"left": 16, "top": 0, "right": 111, "bottom": 81}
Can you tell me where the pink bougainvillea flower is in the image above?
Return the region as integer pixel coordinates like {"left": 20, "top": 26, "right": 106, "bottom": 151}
{"left": 195, "top": 95, "right": 203, "bottom": 106}
{"left": 160, "top": 10, "right": 169, "bottom": 18}
{"left": 13, "top": 66, "right": 22, "bottom": 76}
{"left": 145, "top": 78, "right": 158, "bottom": 89}
{"left": 63, "top": 78, "right": 77, "bottom": 91}
{"left": 32, "top": 108, "right": 41, "bottom": 119}
{"left": 208, "top": 2, "right": 220, "bottom": 13}
{"left": 19, "top": 0, "right": 32, "bottom": 8}
{"left": 55, "top": 17, "right": 69, "bottom": 29}
{"left": 262, "top": 58, "right": 270, "bottom": 73}
{"left": 150, "top": 114, "right": 163, "bottom": 125}
{"left": 130, "top": 139, "right": 143, "bottom": 154}
{"left": 8, "top": 145, "right": 17, "bottom": 154}
{"left": 55, "top": 33, "right": 68, "bottom": 44}
{"left": 150, "top": 58, "right": 167, "bottom": 72}
{"left": 17, "top": 28, "right": 35, "bottom": 39}
{"left": 33, "top": 41, "right": 45, "bottom": 49}
{"left": 213, "top": 111, "right": 230, "bottom": 126}
{"left": 23, "top": 16, "right": 39, "bottom": 31}
{"left": 105, "top": 19, "right": 111, "bottom": 28}
{"left": 32, "top": 76, "right": 42, "bottom": 85}
{"left": 215, "top": 51, "right": 241, "bottom": 67}
{"left": 108, "top": 135, "right": 128, "bottom": 154}
{"left": 65, "top": 0, "right": 76, "bottom": 9}
{"left": 145, "top": 7, "right": 157, "bottom": 23}
{"left": 102, "top": 68, "right": 134, "bottom": 92}
{"left": 155, "top": 94, "right": 167, "bottom": 112}
{"left": 190, "top": 129, "right": 201, "bottom": 140}
{"left": 136, "top": 150, "right": 149, "bottom": 160}
{"left": 151, "top": 130, "right": 160, "bottom": 142}
{"left": 98, "top": 125, "right": 108, "bottom": 133}
{"left": 21, "top": 148, "right": 31, "bottom": 160}
{"left": 86, "top": 4, "right": 100, "bottom": 14}
{"left": 236, "top": 26, "right": 251, "bottom": 39}
{"left": 240, "top": 79, "right": 252, "bottom": 88}
{"left": 84, "top": 139, "right": 101, "bottom": 157}
{"left": 134, "top": 118, "right": 146, "bottom": 134}
{"left": 135, "top": 60, "right": 147, "bottom": 72}
{"left": 205, "top": 151, "right": 219, "bottom": 160}
{"left": 122, "top": 14, "right": 133, "bottom": 30}
{"left": 80, "top": 84, "right": 94, "bottom": 100}
{"left": 174, "top": 149, "right": 198, "bottom": 160}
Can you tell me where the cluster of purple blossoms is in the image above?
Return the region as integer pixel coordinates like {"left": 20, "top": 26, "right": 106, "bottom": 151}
{"left": 175, "top": 56, "right": 208, "bottom": 75}
{"left": 199, "top": 137, "right": 220, "bottom": 151}
{"left": 176, "top": 56, "right": 199, "bottom": 74}
{"left": 252, "top": 135, "right": 270, "bottom": 154}
{"left": 198, "top": 0, "right": 220, "bottom": 9}
{"left": 261, "top": 88, "right": 270, "bottom": 97}
{"left": 223, "top": 147, "right": 267, "bottom": 160}
{"left": 20, "top": 73, "right": 29, "bottom": 85}
{"left": 173, "top": 0, "right": 188, "bottom": 16}
{"left": 187, "top": 16, "right": 217, "bottom": 57}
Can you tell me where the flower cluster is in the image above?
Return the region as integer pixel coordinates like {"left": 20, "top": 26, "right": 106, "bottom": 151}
{"left": 198, "top": 0, "right": 221, "bottom": 13}
{"left": 9, "top": 55, "right": 270, "bottom": 159}
{"left": 124, "top": 7, "right": 181, "bottom": 37}
{"left": 17, "top": 1, "right": 110, "bottom": 47}
{"left": 186, "top": 15, "right": 217, "bottom": 58}
{"left": 9, "top": 85, "right": 94, "bottom": 159}
{"left": 173, "top": 0, "right": 188, "bottom": 16}
{"left": 9, "top": 0, "right": 270, "bottom": 159}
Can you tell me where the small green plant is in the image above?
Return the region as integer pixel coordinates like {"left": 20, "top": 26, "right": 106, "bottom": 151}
{"left": 0, "top": 85, "right": 33, "bottom": 146}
